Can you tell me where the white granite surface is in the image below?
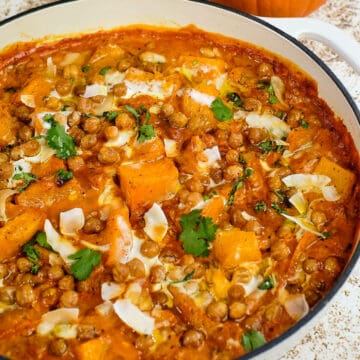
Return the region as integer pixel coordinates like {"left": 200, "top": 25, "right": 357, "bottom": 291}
{"left": 0, "top": 1, "right": 359, "bottom": 359}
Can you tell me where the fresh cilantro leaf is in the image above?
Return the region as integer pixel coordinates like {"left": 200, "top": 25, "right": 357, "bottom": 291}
{"left": 46, "top": 121, "right": 77, "bottom": 159}
{"left": 179, "top": 210, "right": 218, "bottom": 257}
{"left": 12, "top": 172, "right": 37, "bottom": 192}
{"left": 99, "top": 66, "right": 111, "bottom": 75}
{"left": 22, "top": 241, "right": 40, "bottom": 262}
{"left": 258, "top": 140, "right": 274, "bottom": 154}
{"left": 55, "top": 169, "right": 73, "bottom": 186}
{"left": 242, "top": 330, "right": 267, "bottom": 351}
{"left": 238, "top": 155, "right": 247, "bottom": 166}
{"left": 138, "top": 123, "right": 155, "bottom": 143}
{"left": 125, "top": 104, "right": 141, "bottom": 125}
{"left": 82, "top": 65, "right": 91, "bottom": 73}
{"left": 274, "top": 190, "right": 285, "bottom": 202}
{"left": 254, "top": 201, "right": 267, "bottom": 213}
{"left": 227, "top": 168, "right": 254, "bottom": 205}
{"left": 35, "top": 231, "right": 53, "bottom": 251}
{"left": 31, "top": 263, "right": 41, "bottom": 274}
{"left": 170, "top": 270, "right": 195, "bottom": 284}
{"left": 68, "top": 248, "right": 101, "bottom": 281}
{"left": 103, "top": 111, "right": 120, "bottom": 122}
{"left": 258, "top": 275, "right": 275, "bottom": 290}
{"left": 277, "top": 111, "right": 284, "bottom": 118}
{"left": 321, "top": 231, "right": 332, "bottom": 239}
{"left": 257, "top": 81, "right": 279, "bottom": 104}
{"left": 43, "top": 113, "right": 55, "bottom": 124}
{"left": 203, "top": 190, "right": 217, "bottom": 201}
{"left": 271, "top": 202, "right": 286, "bottom": 214}
{"left": 300, "top": 120, "right": 309, "bottom": 128}
{"left": 226, "top": 92, "right": 243, "bottom": 108}
{"left": 211, "top": 98, "right": 233, "bottom": 121}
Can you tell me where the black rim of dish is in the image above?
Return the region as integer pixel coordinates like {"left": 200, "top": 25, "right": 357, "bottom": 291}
{"left": 0, "top": 0, "right": 359, "bottom": 359}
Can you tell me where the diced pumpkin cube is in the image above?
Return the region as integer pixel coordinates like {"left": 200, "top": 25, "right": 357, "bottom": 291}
{"left": 131, "top": 137, "right": 165, "bottom": 162}
{"left": 18, "top": 76, "right": 52, "bottom": 107}
{"left": 118, "top": 157, "right": 178, "bottom": 215}
{"left": 201, "top": 196, "right": 225, "bottom": 224}
{"left": 314, "top": 156, "right": 356, "bottom": 198}
{"left": 76, "top": 337, "right": 109, "bottom": 360}
{"left": 0, "top": 103, "right": 16, "bottom": 147}
{"left": 212, "top": 229, "right": 261, "bottom": 269}
{"left": 208, "top": 267, "right": 231, "bottom": 300}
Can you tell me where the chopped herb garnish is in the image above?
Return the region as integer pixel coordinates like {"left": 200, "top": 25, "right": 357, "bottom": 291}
{"left": 43, "top": 113, "right": 55, "bottom": 123}
{"left": 31, "top": 263, "right": 41, "bottom": 274}
{"left": 125, "top": 104, "right": 155, "bottom": 142}
{"left": 22, "top": 241, "right": 40, "bottom": 263}
{"left": 242, "top": 330, "right": 267, "bottom": 351}
{"left": 12, "top": 172, "right": 37, "bottom": 192}
{"left": 125, "top": 104, "right": 140, "bottom": 124}
{"left": 238, "top": 155, "right": 247, "bottom": 166}
{"left": 46, "top": 119, "right": 77, "bottom": 159}
{"left": 300, "top": 119, "right": 309, "bottom": 128}
{"left": 277, "top": 111, "right": 284, "bottom": 118}
{"left": 321, "top": 231, "right": 332, "bottom": 239}
{"left": 103, "top": 111, "right": 120, "bottom": 122}
{"left": 226, "top": 92, "right": 243, "bottom": 108}
{"left": 258, "top": 275, "right": 275, "bottom": 290}
{"left": 210, "top": 98, "right": 233, "bottom": 121}
{"left": 258, "top": 140, "right": 274, "bottom": 154}
{"left": 34, "top": 231, "right": 53, "bottom": 251}
{"left": 227, "top": 168, "right": 253, "bottom": 205}
{"left": 99, "top": 66, "right": 111, "bottom": 75}
{"left": 274, "top": 190, "right": 285, "bottom": 202}
{"left": 254, "top": 201, "right": 267, "bottom": 213}
{"left": 55, "top": 169, "right": 73, "bottom": 186}
{"left": 82, "top": 65, "right": 91, "bottom": 73}
{"left": 203, "top": 190, "right": 217, "bottom": 201}
{"left": 68, "top": 248, "right": 101, "bottom": 281}
{"left": 179, "top": 209, "right": 218, "bottom": 257}
{"left": 271, "top": 202, "right": 286, "bottom": 214}
{"left": 138, "top": 123, "right": 156, "bottom": 143}
{"left": 257, "top": 81, "right": 279, "bottom": 104}
{"left": 170, "top": 270, "right": 195, "bottom": 284}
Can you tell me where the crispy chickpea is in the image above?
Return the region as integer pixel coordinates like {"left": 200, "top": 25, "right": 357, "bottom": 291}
{"left": 98, "top": 147, "right": 120, "bottom": 164}
{"left": 21, "top": 140, "right": 41, "bottom": 157}
{"left": 228, "top": 132, "right": 244, "bottom": 149}
{"left": 141, "top": 240, "right": 160, "bottom": 258}
{"left": 127, "top": 258, "right": 146, "bottom": 278}
{"left": 0, "top": 286, "right": 16, "bottom": 304}
{"left": 185, "top": 177, "right": 204, "bottom": 193}
{"left": 68, "top": 111, "right": 81, "bottom": 127}
{"left": 324, "top": 256, "right": 341, "bottom": 275}
{"left": 311, "top": 211, "right": 327, "bottom": 228}
{"left": 224, "top": 164, "right": 243, "bottom": 181}
{"left": 115, "top": 113, "right": 136, "bottom": 129}
{"left": 229, "top": 302, "right": 246, "bottom": 319}
{"left": 161, "top": 103, "right": 174, "bottom": 117}
{"left": 265, "top": 303, "right": 283, "bottom": 322}
{"left": 83, "top": 116, "right": 101, "bottom": 133}
{"left": 16, "top": 257, "right": 33, "bottom": 273}
{"left": 159, "top": 248, "right": 179, "bottom": 264}
{"left": 225, "top": 149, "right": 240, "bottom": 164}
{"left": 49, "top": 338, "right": 68, "bottom": 357}
{"left": 243, "top": 98, "right": 262, "bottom": 112}
{"left": 68, "top": 126, "right": 85, "bottom": 145}
{"left": 302, "top": 258, "right": 319, "bottom": 274}
{"left": 63, "top": 64, "right": 79, "bottom": 79}
{"left": 287, "top": 108, "right": 303, "bottom": 128}
{"left": 247, "top": 127, "right": 267, "bottom": 145}
{"left": 104, "top": 125, "right": 119, "bottom": 140}
{"left": 268, "top": 175, "right": 282, "bottom": 190}
{"left": 185, "top": 262, "right": 205, "bottom": 279}
{"left": 257, "top": 63, "right": 273, "bottom": 80}
{"left": 74, "top": 85, "right": 86, "bottom": 97}
{"left": 113, "top": 83, "right": 127, "bottom": 97}
{"left": 151, "top": 291, "right": 168, "bottom": 305}
{"left": 55, "top": 79, "right": 72, "bottom": 96}
{"left": 81, "top": 134, "right": 97, "bottom": 149}
{"left": 210, "top": 168, "right": 223, "bottom": 184}
{"left": 48, "top": 265, "right": 65, "bottom": 281}
{"left": 228, "top": 284, "right": 245, "bottom": 302}
{"left": 59, "top": 290, "right": 79, "bottom": 307}
{"left": 13, "top": 105, "right": 31, "bottom": 122}
{"left": 83, "top": 216, "right": 104, "bottom": 234}
{"left": 169, "top": 112, "right": 189, "bottom": 129}
{"left": 41, "top": 287, "right": 59, "bottom": 307}
{"left": 18, "top": 125, "right": 34, "bottom": 141}
{"left": 77, "top": 98, "right": 93, "bottom": 113}
{"left": 58, "top": 275, "right": 75, "bottom": 291}
{"left": 186, "top": 192, "right": 203, "bottom": 207}
{"left": 0, "top": 162, "right": 14, "bottom": 180}
{"left": 112, "top": 262, "right": 130, "bottom": 283}
{"left": 167, "top": 266, "right": 184, "bottom": 282}
{"left": 206, "top": 301, "right": 228, "bottom": 322}
{"left": 230, "top": 209, "right": 247, "bottom": 228}
{"left": 0, "top": 263, "right": 8, "bottom": 279}
{"left": 181, "top": 329, "right": 205, "bottom": 348}
{"left": 149, "top": 265, "right": 166, "bottom": 283}
{"left": 0, "top": 153, "right": 8, "bottom": 162}
{"left": 16, "top": 284, "right": 36, "bottom": 307}
{"left": 10, "top": 146, "right": 23, "bottom": 161}
{"left": 67, "top": 156, "right": 85, "bottom": 172}
{"left": 77, "top": 324, "right": 99, "bottom": 340}
{"left": 271, "top": 241, "right": 291, "bottom": 261}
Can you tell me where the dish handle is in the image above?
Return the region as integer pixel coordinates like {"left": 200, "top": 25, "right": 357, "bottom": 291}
{"left": 261, "top": 17, "right": 360, "bottom": 74}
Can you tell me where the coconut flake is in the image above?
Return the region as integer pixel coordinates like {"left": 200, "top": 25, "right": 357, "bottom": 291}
{"left": 113, "top": 299, "right": 155, "bottom": 335}
{"left": 238, "top": 275, "right": 263, "bottom": 297}
{"left": 282, "top": 174, "right": 331, "bottom": 193}
{"left": 105, "top": 70, "right": 126, "bottom": 88}
{"left": 37, "top": 308, "right": 79, "bottom": 336}
{"left": 101, "top": 282, "right": 123, "bottom": 301}
{"left": 284, "top": 294, "right": 309, "bottom": 321}
{"left": 163, "top": 138, "right": 178, "bottom": 158}
{"left": 95, "top": 301, "right": 114, "bottom": 316}
{"left": 241, "top": 211, "right": 257, "bottom": 221}
{"left": 321, "top": 185, "right": 340, "bottom": 202}
{"left": 270, "top": 76, "right": 286, "bottom": 104}
{"left": 105, "top": 130, "right": 135, "bottom": 148}
{"left": 82, "top": 84, "right": 108, "bottom": 98}
{"left": 20, "top": 94, "right": 35, "bottom": 108}
{"left": 139, "top": 51, "right": 166, "bottom": 64}
{"left": 59, "top": 208, "right": 85, "bottom": 237}
{"left": 144, "top": 203, "right": 168, "bottom": 242}
{"left": 199, "top": 146, "right": 221, "bottom": 171}
{"left": 60, "top": 52, "right": 81, "bottom": 67}
{"left": 289, "top": 192, "right": 308, "bottom": 214}
{"left": 80, "top": 240, "right": 110, "bottom": 253}
{"left": 187, "top": 88, "right": 215, "bottom": 106}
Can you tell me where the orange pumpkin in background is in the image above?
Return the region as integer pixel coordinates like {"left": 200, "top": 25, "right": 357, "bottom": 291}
{"left": 210, "top": 0, "right": 327, "bottom": 17}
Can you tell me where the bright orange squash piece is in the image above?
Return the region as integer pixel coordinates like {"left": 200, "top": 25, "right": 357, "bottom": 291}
{"left": 201, "top": 196, "right": 225, "bottom": 224}
{"left": 212, "top": 229, "right": 261, "bottom": 269}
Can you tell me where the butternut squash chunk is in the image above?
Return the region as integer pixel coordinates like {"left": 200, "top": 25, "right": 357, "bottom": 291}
{"left": 0, "top": 209, "right": 46, "bottom": 262}
{"left": 75, "top": 337, "right": 109, "bottom": 360}
{"left": 201, "top": 196, "right": 225, "bottom": 224}
{"left": 0, "top": 103, "right": 16, "bottom": 147}
{"left": 118, "top": 157, "right": 178, "bottom": 214}
{"left": 212, "top": 229, "right": 261, "bottom": 269}
{"left": 314, "top": 156, "right": 356, "bottom": 199}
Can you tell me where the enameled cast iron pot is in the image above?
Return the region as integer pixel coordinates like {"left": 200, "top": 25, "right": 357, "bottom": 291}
{"left": 0, "top": 0, "right": 359, "bottom": 359}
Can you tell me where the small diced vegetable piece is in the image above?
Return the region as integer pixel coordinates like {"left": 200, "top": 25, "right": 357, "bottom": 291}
{"left": 0, "top": 209, "right": 46, "bottom": 262}
{"left": 212, "top": 229, "right": 261, "bottom": 269}
{"left": 201, "top": 196, "right": 224, "bottom": 224}
{"left": 76, "top": 337, "right": 109, "bottom": 360}
{"left": 118, "top": 157, "right": 178, "bottom": 214}
{"left": 314, "top": 156, "right": 356, "bottom": 199}
{"left": 0, "top": 103, "right": 17, "bottom": 147}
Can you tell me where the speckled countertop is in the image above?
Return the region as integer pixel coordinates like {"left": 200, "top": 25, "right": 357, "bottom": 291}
{"left": 0, "top": 1, "right": 359, "bottom": 359}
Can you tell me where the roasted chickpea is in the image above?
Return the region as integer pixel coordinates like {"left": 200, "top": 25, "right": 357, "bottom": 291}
{"left": 185, "top": 177, "right": 204, "bottom": 193}
{"left": 287, "top": 108, "right": 303, "bottom": 128}
{"left": 225, "top": 149, "right": 240, "bottom": 164}
{"left": 206, "top": 301, "right": 228, "bottom": 322}
{"left": 46, "top": 96, "right": 62, "bottom": 110}
{"left": 48, "top": 265, "right": 65, "bottom": 281}
{"left": 16, "top": 257, "right": 33, "bottom": 273}
{"left": 303, "top": 258, "right": 319, "bottom": 274}
{"left": 104, "top": 125, "right": 119, "bottom": 140}
{"left": 10, "top": 146, "right": 23, "bottom": 161}
{"left": 161, "top": 103, "right": 174, "bottom": 117}
{"left": 149, "top": 265, "right": 166, "bottom": 283}
{"left": 21, "top": 140, "right": 41, "bottom": 157}
{"left": 41, "top": 287, "right": 59, "bottom": 307}
{"left": 55, "top": 79, "right": 72, "bottom": 96}
{"left": 59, "top": 290, "right": 79, "bottom": 307}
{"left": 324, "top": 256, "right": 341, "bottom": 275}
{"left": 181, "top": 329, "right": 205, "bottom": 348}
{"left": 0, "top": 162, "right": 14, "bottom": 180}
{"left": 243, "top": 98, "right": 262, "bottom": 112}
{"left": 83, "top": 116, "right": 101, "bottom": 133}
{"left": 271, "top": 241, "right": 291, "bottom": 261}
{"left": 229, "top": 302, "right": 246, "bottom": 319}
{"left": 210, "top": 168, "right": 223, "bottom": 184}
{"left": 68, "top": 111, "right": 81, "bottom": 127}
{"left": 169, "top": 112, "right": 189, "bottom": 129}
{"left": 113, "top": 83, "right": 127, "bottom": 97}
{"left": 80, "top": 134, "right": 97, "bottom": 149}
{"left": 311, "top": 211, "right": 327, "bottom": 228}
{"left": 115, "top": 113, "right": 136, "bottom": 129}
{"left": 49, "top": 338, "right": 68, "bottom": 357}
{"left": 228, "top": 284, "right": 245, "bottom": 302}
{"left": 247, "top": 127, "right": 267, "bottom": 145}
{"left": 228, "top": 132, "right": 244, "bottom": 149}
{"left": 18, "top": 125, "right": 34, "bottom": 141}
{"left": 140, "top": 240, "right": 160, "bottom": 258}
{"left": 0, "top": 286, "right": 16, "bottom": 304}
{"left": 83, "top": 216, "right": 104, "bottom": 234}
{"left": 0, "top": 263, "right": 9, "bottom": 279}
{"left": 67, "top": 156, "right": 85, "bottom": 172}
{"left": 224, "top": 164, "right": 243, "bottom": 181}
{"left": 16, "top": 284, "right": 36, "bottom": 307}
{"left": 63, "top": 64, "right": 79, "bottom": 79}
{"left": 77, "top": 324, "right": 99, "bottom": 340}
{"left": 77, "top": 98, "right": 93, "bottom": 113}
{"left": 97, "top": 147, "right": 120, "bottom": 164}
{"left": 58, "top": 275, "right": 75, "bottom": 291}
{"left": 257, "top": 63, "right": 273, "bottom": 80}
{"left": 127, "top": 258, "right": 146, "bottom": 278}
{"left": 112, "top": 262, "right": 130, "bottom": 283}
{"left": 68, "top": 126, "right": 85, "bottom": 145}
